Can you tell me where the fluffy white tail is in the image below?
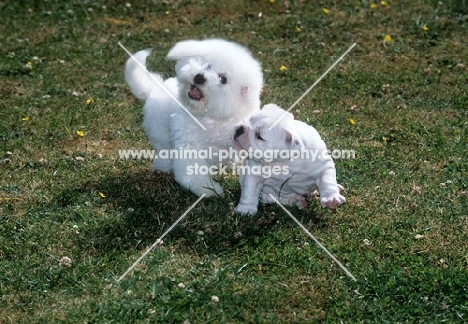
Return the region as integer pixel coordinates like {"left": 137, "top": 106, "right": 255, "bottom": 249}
{"left": 125, "top": 49, "right": 163, "bottom": 100}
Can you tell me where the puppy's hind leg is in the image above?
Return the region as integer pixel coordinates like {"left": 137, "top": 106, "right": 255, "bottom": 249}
{"left": 262, "top": 192, "right": 307, "bottom": 209}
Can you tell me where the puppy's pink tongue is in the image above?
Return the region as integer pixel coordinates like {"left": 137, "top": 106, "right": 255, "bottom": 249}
{"left": 189, "top": 85, "right": 203, "bottom": 100}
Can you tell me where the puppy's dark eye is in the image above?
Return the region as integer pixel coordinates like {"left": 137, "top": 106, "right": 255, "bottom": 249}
{"left": 219, "top": 75, "right": 227, "bottom": 84}
{"left": 255, "top": 132, "right": 265, "bottom": 141}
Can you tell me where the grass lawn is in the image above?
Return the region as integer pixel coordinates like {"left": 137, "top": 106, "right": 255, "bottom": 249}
{"left": 1, "top": 0, "right": 467, "bottom": 322}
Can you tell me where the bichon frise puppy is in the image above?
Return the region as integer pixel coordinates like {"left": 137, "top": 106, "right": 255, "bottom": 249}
{"left": 125, "top": 39, "right": 263, "bottom": 197}
{"left": 233, "top": 104, "right": 346, "bottom": 215}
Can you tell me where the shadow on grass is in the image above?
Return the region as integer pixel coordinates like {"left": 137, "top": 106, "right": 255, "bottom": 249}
{"left": 49, "top": 168, "right": 328, "bottom": 259}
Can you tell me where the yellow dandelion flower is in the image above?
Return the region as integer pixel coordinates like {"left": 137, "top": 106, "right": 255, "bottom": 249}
{"left": 384, "top": 34, "right": 392, "bottom": 43}
{"left": 269, "top": 0, "right": 275, "bottom": 3}
{"left": 349, "top": 118, "right": 355, "bottom": 125}
{"left": 99, "top": 192, "right": 106, "bottom": 198}
{"left": 26, "top": 61, "right": 33, "bottom": 68}
{"left": 76, "top": 130, "right": 85, "bottom": 137}
{"left": 295, "top": 26, "right": 301, "bottom": 32}
{"left": 165, "top": 11, "right": 170, "bottom": 15}
{"left": 22, "top": 116, "right": 30, "bottom": 121}
{"left": 370, "top": 3, "right": 378, "bottom": 9}
{"left": 422, "top": 25, "right": 429, "bottom": 32}
{"left": 380, "top": 1, "right": 388, "bottom": 6}
{"left": 86, "top": 98, "right": 94, "bottom": 105}
{"left": 322, "top": 8, "right": 330, "bottom": 14}
{"left": 279, "top": 65, "right": 288, "bottom": 72}
{"left": 383, "top": 137, "right": 388, "bottom": 143}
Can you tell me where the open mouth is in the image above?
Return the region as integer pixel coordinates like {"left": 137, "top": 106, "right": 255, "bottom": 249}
{"left": 188, "top": 85, "right": 204, "bottom": 100}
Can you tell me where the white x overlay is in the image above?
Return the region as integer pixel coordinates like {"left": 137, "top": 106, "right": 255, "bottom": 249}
{"left": 117, "top": 41, "right": 358, "bottom": 283}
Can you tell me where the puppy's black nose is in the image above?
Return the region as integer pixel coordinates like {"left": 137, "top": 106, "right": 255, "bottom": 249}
{"left": 193, "top": 73, "right": 206, "bottom": 85}
{"left": 234, "top": 126, "right": 245, "bottom": 138}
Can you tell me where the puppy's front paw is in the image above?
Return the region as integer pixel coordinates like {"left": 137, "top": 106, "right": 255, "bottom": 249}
{"left": 320, "top": 194, "right": 346, "bottom": 209}
{"left": 234, "top": 204, "right": 257, "bottom": 215}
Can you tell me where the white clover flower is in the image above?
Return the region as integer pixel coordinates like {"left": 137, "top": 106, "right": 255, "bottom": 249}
{"left": 59, "top": 256, "right": 72, "bottom": 268}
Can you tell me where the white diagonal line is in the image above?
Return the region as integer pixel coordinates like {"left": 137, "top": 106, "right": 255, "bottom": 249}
{"left": 268, "top": 194, "right": 357, "bottom": 282}
{"left": 117, "top": 194, "right": 206, "bottom": 282}
{"left": 118, "top": 42, "right": 207, "bottom": 131}
{"left": 268, "top": 43, "right": 357, "bottom": 130}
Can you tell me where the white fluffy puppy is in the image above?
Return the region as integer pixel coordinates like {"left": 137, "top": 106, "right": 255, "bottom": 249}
{"left": 125, "top": 39, "right": 263, "bottom": 197}
{"left": 233, "top": 104, "right": 346, "bottom": 215}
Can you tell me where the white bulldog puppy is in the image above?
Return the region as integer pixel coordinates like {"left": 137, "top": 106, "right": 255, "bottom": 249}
{"left": 233, "top": 104, "right": 346, "bottom": 215}
{"left": 125, "top": 39, "right": 263, "bottom": 197}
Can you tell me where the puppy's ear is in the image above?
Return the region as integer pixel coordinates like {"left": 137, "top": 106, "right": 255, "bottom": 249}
{"left": 167, "top": 40, "right": 202, "bottom": 60}
{"left": 285, "top": 130, "right": 304, "bottom": 150}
